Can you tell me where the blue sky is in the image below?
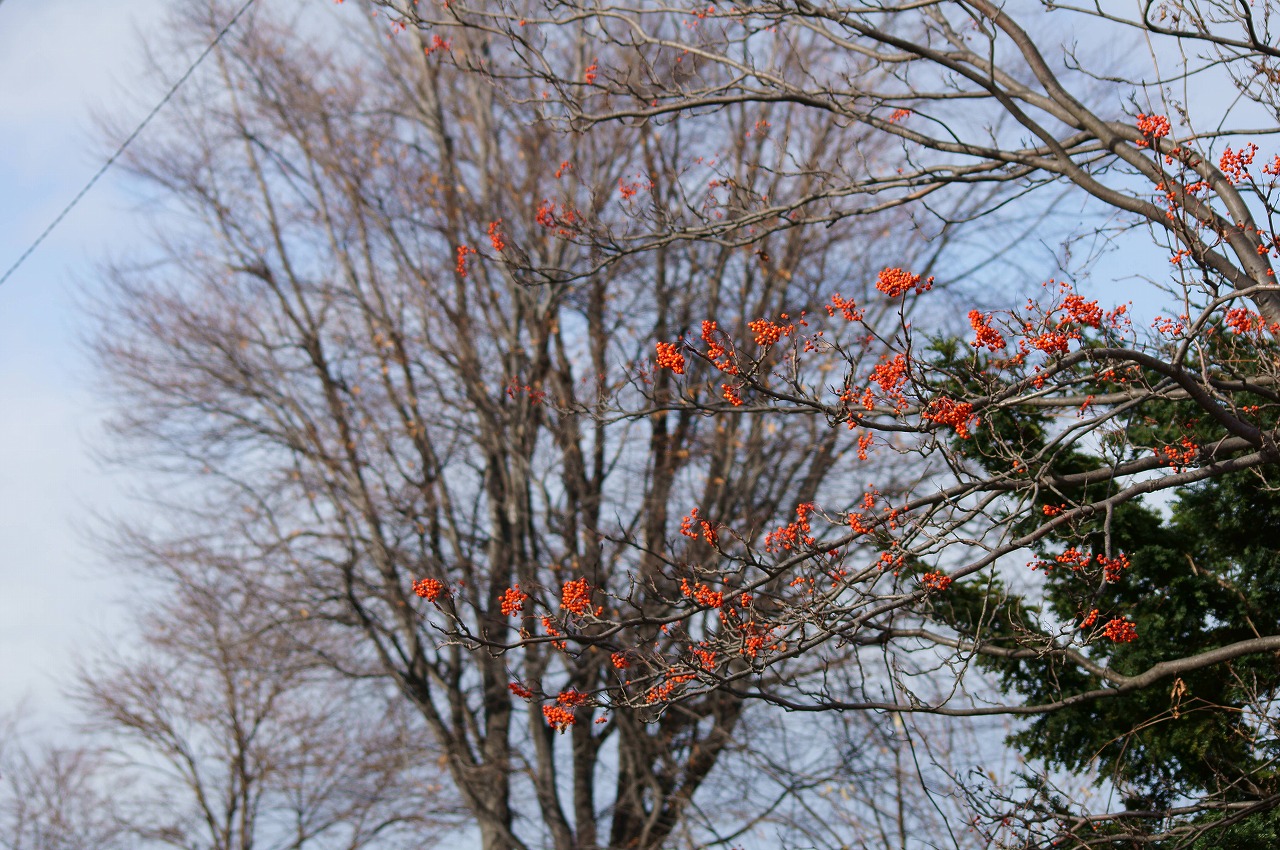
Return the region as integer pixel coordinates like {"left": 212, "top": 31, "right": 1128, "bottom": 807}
{"left": 0, "top": 0, "right": 169, "bottom": 721}
{"left": 0, "top": 0, "right": 1218, "bottom": 727}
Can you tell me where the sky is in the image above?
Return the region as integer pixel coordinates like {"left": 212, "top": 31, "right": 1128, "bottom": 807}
{"left": 0, "top": 0, "right": 174, "bottom": 723}
{"left": 0, "top": 0, "right": 1241, "bottom": 731}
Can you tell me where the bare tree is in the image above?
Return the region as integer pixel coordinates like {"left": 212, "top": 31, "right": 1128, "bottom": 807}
{"left": 391, "top": 0, "right": 1280, "bottom": 320}
{"left": 77, "top": 544, "right": 461, "bottom": 850}
{"left": 0, "top": 557, "right": 459, "bottom": 850}
{"left": 0, "top": 719, "right": 130, "bottom": 850}
{"left": 349, "top": 0, "right": 1280, "bottom": 844}
{"left": 87, "top": 0, "right": 1017, "bottom": 848}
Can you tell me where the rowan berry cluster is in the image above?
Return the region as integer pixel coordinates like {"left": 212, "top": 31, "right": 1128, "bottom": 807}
{"left": 1029, "top": 331, "right": 1071, "bottom": 355}
{"left": 1220, "top": 143, "right": 1258, "bottom": 184}
{"left": 412, "top": 577, "right": 444, "bottom": 601}
{"left": 875, "top": 266, "right": 933, "bottom": 297}
{"left": 763, "top": 502, "right": 817, "bottom": 552}
{"left": 540, "top": 616, "right": 566, "bottom": 650}
{"left": 826, "top": 293, "right": 865, "bottom": 322}
{"left": 1135, "top": 113, "right": 1170, "bottom": 146}
{"left": 535, "top": 199, "right": 579, "bottom": 236}
{"left": 1102, "top": 617, "right": 1138, "bottom": 643}
{"left": 617, "top": 171, "right": 654, "bottom": 199}
{"left": 1098, "top": 554, "right": 1130, "bottom": 583}
{"left": 920, "top": 572, "right": 952, "bottom": 591}
{"left": 679, "top": 507, "right": 718, "bottom": 544}
{"left": 543, "top": 705, "right": 576, "bottom": 731}
{"left": 700, "top": 320, "right": 736, "bottom": 373}
{"left": 500, "top": 584, "right": 529, "bottom": 617}
{"left": 421, "top": 33, "right": 450, "bottom": 56}
{"left": 1155, "top": 436, "right": 1199, "bottom": 469}
{"left": 1224, "top": 307, "right": 1273, "bottom": 335}
{"left": 487, "top": 220, "right": 506, "bottom": 252}
{"left": 922, "top": 397, "right": 976, "bottom": 438}
{"left": 680, "top": 578, "right": 724, "bottom": 608}
{"left": 968, "top": 311, "right": 1007, "bottom": 351}
{"left": 738, "top": 621, "right": 775, "bottom": 658}
{"left": 864, "top": 353, "right": 910, "bottom": 410}
{"left": 646, "top": 673, "right": 695, "bottom": 704}
{"left": 561, "top": 577, "right": 593, "bottom": 615}
{"left": 455, "top": 245, "right": 476, "bottom": 277}
{"left": 1031, "top": 550, "right": 1129, "bottom": 582}
{"left": 655, "top": 341, "right": 686, "bottom": 374}
{"left": 748, "top": 316, "right": 795, "bottom": 346}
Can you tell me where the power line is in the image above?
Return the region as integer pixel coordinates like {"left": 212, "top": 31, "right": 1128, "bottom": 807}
{"left": 0, "top": 0, "right": 259, "bottom": 289}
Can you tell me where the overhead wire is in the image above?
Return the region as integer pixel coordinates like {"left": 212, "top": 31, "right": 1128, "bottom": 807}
{"left": 0, "top": 0, "right": 259, "bottom": 289}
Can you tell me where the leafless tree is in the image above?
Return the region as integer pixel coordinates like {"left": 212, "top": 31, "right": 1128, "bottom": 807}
{"left": 0, "top": 556, "right": 460, "bottom": 850}
{"left": 84, "top": 0, "right": 1027, "bottom": 847}
{"left": 352, "top": 0, "right": 1280, "bottom": 844}
{"left": 390, "top": 0, "right": 1280, "bottom": 321}
{"left": 79, "top": 544, "right": 461, "bottom": 850}
{"left": 0, "top": 719, "right": 130, "bottom": 850}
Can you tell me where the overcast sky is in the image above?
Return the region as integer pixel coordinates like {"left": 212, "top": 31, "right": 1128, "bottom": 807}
{"left": 0, "top": 0, "right": 173, "bottom": 723}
